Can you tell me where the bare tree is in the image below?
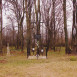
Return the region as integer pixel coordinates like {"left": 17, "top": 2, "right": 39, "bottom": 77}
{"left": 0, "top": 0, "right": 3, "bottom": 54}
{"left": 25, "top": 0, "right": 33, "bottom": 57}
{"left": 5, "top": 0, "right": 25, "bottom": 51}
{"left": 63, "top": 0, "right": 69, "bottom": 54}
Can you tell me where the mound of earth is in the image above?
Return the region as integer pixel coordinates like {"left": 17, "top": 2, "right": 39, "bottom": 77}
{"left": 0, "top": 60, "right": 7, "bottom": 63}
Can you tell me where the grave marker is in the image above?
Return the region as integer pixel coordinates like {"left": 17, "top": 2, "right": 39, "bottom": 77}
{"left": 7, "top": 43, "right": 10, "bottom": 56}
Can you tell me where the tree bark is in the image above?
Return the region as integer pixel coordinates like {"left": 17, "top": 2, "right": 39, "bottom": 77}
{"left": 0, "top": 0, "right": 3, "bottom": 54}
{"left": 52, "top": 0, "right": 56, "bottom": 51}
{"left": 25, "top": 0, "right": 31, "bottom": 58}
{"left": 63, "top": 0, "right": 69, "bottom": 54}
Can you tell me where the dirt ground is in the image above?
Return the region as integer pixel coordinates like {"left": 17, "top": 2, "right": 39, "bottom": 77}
{"left": 0, "top": 52, "right": 77, "bottom": 77}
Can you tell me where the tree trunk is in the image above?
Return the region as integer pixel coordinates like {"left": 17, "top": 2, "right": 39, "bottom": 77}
{"left": 63, "top": 0, "right": 69, "bottom": 54}
{"left": 72, "top": 0, "right": 76, "bottom": 47}
{"left": 52, "top": 0, "right": 56, "bottom": 51}
{"left": 21, "top": 0, "right": 25, "bottom": 52}
{"left": 25, "top": 0, "right": 31, "bottom": 58}
{"left": 0, "top": 0, "right": 3, "bottom": 54}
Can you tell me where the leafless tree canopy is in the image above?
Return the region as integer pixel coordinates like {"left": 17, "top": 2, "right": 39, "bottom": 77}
{"left": 0, "top": 0, "right": 75, "bottom": 55}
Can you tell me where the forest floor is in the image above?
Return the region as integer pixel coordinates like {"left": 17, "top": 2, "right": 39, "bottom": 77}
{"left": 0, "top": 49, "right": 77, "bottom": 77}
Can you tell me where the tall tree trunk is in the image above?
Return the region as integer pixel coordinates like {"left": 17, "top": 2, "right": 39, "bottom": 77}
{"left": 63, "top": 0, "right": 69, "bottom": 54}
{"left": 76, "top": 1, "right": 77, "bottom": 50}
{"left": 20, "top": 16, "right": 24, "bottom": 52}
{"left": 52, "top": 0, "right": 56, "bottom": 51}
{"left": 37, "top": 0, "right": 41, "bottom": 55}
{"left": 19, "top": 17, "right": 23, "bottom": 51}
{"left": 72, "top": 0, "right": 76, "bottom": 47}
{"left": 12, "top": 26, "right": 15, "bottom": 46}
{"left": 37, "top": 0, "right": 40, "bottom": 35}
{"left": 25, "top": 0, "right": 31, "bottom": 58}
{"left": 21, "top": 0, "right": 25, "bottom": 52}
{"left": 17, "top": 23, "right": 20, "bottom": 49}
{"left": 0, "top": 0, "right": 3, "bottom": 54}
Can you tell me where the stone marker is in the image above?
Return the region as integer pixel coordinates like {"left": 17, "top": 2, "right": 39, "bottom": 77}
{"left": 7, "top": 43, "right": 10, "bottom": 56}
{"left": 28, "top": 56, "right": 46, "bottom": 59}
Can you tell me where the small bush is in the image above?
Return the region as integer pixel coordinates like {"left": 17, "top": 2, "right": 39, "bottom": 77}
{"left": 70, "top": 56, "right": 77, "bottom": 61}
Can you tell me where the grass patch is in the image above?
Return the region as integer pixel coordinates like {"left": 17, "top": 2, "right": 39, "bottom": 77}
{"left": 0, "top": 47, "right": 77, "bottom": 77}
{"left": 70, "top": 56, "right": 77, "bottom": 61}
{"left": 48, "top": 47, "right": 65, "bottom": 57}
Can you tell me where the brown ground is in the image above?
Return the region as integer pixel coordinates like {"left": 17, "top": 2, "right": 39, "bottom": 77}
{"left": 0, "top": 51, "right": 77, "bottom": 77}
{"left": 0, "top": 60, "right": 7, "bottom": 63}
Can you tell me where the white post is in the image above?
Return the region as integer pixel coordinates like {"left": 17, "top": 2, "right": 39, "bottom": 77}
{"left": 7, "top": 43, "right": 10, "bottom": 56}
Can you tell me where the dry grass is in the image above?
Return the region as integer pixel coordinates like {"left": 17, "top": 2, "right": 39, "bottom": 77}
{"left": 0, "top": 51, "right": 77, "bottom": 77}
